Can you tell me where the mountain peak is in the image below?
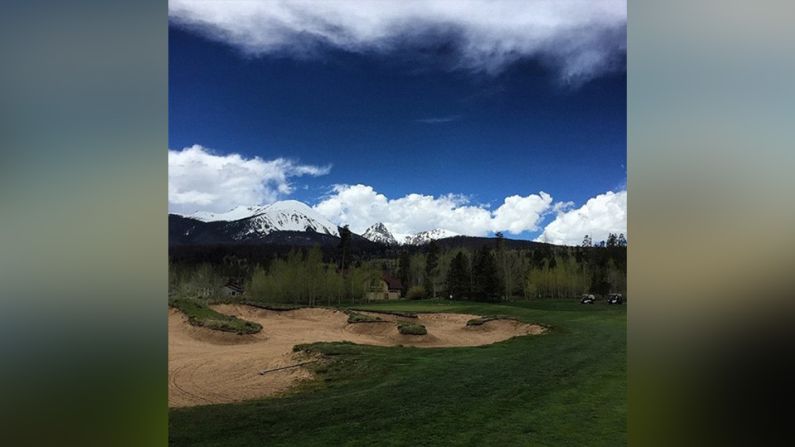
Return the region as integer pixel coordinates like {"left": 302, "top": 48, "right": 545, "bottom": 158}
{"left": 249, "top": 201, "right": 339, "bottom": 237}
{"left": 265, "top": 200, "right": 311, "bottom": 211}
{"left": 362, "top": 222, "right": 398, "bottom": 245}
{"left": 362, "top": 224, "right": 458, "bottom": 246}
{"left": 403, "top": 228, "right": 459, "bottom": 245}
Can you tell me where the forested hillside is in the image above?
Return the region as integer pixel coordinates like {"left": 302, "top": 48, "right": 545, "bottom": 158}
{"left": 170, "top": 232, "right": 626, "bottom": 304}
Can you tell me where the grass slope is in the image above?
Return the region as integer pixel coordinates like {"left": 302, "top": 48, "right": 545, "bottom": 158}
{"left": 169, "top": 300, "right": 626, "bottom": 446}
{"left": 170, "top": 298, "right": 262, "bottom": 335}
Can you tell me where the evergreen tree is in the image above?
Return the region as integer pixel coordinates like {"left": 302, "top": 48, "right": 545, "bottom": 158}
{"left": 582, "top": 235, "right": 593, "bottom": 247}
{"left": 445, "top": 251, "right": 471, "bottom": 300}
{"left": 424, "top": 240, "right": 440, "bottom": 298}
{"left": 495, "top": 232, "right": 508, "bottom": 299}
{"left": 606, "top": 233, "right": 618, "bottom": 248}
{"left": 472, "top": 246, "right": 500, "bottom": 302}
{"left": 617, "top": 233, "right": 627, "bottom": 247}
{"left": 531, "top": 248, "right": 546, "bottom": 269}
{"left": 338, "top": 225, "right": 351, "bottom": 272}
{"left": 337, "top": 225, "right": 352, "bottom": 304}
{"left": 398, "top": 251, "right": 411, "bottom": 297}
{"left": 589, "top": 269, "right": 611, "bottom": 296}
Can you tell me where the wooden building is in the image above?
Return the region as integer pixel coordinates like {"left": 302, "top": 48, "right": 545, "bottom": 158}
{"left": 366, "top": 273, "right": 402, "bottom": 300}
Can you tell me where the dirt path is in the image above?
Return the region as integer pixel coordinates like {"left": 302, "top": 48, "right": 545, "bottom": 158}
{"left": 169, "top": 305, "right": 544, "bottom": 407}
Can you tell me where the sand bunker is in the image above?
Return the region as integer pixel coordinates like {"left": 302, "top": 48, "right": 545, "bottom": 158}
{"left": 169, "top": 305, "right": 544, "bottom": 407}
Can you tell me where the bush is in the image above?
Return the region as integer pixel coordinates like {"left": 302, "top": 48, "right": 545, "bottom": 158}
{"left": 405, "top": 286, "right": 427, "bottom": 300}
{"left": 397, "top": 322, "right": 427, "bottom": 335}
{"left": 170, "top": 298, "right": 262, "bottom": 334}
{"left": 345, "top": 311, "right": 383, "bottom": 324}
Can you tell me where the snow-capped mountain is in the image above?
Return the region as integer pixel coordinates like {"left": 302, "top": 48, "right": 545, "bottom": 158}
{"left": 362, "top": 222, "right": 398, "bottom": 245}
{"left": 243, "top": 200, "right": 339, "bottom": 237}
{"left": 360, "top": 223, "right": 458, "bottom": 246}
{"left": 189, "top": 205, "right": 269, "bottom": 222}
{"left": 177, "top": 200, "right": 339, "bottom": 240}
{"left": 172, "top": 201, "right": 461, "bottom": 246}
{"left": 402, "top": 228, "right": 460, "bottom": 245}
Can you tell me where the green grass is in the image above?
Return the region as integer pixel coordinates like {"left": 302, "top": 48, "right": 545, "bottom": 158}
{"left": 170, "top": 299, "right": 626, "bottom": 446}
{"left": 397, "top": 322, "right": 428, "bottom": 335}
{"left": 170, "top": 298, "right": 262, "bottom": 335}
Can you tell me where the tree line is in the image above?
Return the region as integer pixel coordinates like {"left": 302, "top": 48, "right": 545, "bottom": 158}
{"left": 169, "top": 231, "right": 626, "bottom": 304}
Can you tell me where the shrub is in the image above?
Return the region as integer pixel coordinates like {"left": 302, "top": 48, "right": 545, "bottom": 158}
{"left": 397, "top": 322, "right": 427, "bottom": 335}
{"left": 346, "top": 311, "right": 383, "bottom": 324}
{"left": 406, "top": 286, "right": 427, "bottom": 300}
{"left": 170, "top": 298, "right": 262, "bottom": 334}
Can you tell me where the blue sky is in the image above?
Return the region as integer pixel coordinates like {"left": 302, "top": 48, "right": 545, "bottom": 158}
{"left": 168, "top": 1, "right": 627, "bottom": 244}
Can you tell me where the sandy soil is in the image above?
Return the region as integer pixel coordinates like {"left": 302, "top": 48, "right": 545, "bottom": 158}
{"left": 169, "top": 305, "right": 544, "bottom": 407}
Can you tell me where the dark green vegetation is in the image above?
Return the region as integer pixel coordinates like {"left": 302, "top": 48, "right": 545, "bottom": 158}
{"left": 170, "top": 300, "right": 626, "bottom": 446}
{"left": 397, "top": 322, "right": 428, "bottom": 335}
{"left": 169, "top": 298, "right": 262, "bottom": 334}
{"left": 405, "top": 285, "right": 427, "bottom": 300}
{"left": 465, "top": 315, "right": 521, "bottom": 326}
{"left": 169, "top": 233, "right": 626, "bottom": 306}
{"left": 345, "top": 311, "right": 383, "bottom": 324}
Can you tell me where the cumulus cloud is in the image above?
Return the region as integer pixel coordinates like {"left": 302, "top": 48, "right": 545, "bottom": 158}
{"left": 536, "top": 190, "right": 626, "bottom": 246}
{"left": 313, "top": 184, "right": 552, "bottom": 237}
{"left": 169, "top": 0, "right": 626, "bottom": 83}
{"left": 168, "top": 144, "right": 330, "bottom": 214}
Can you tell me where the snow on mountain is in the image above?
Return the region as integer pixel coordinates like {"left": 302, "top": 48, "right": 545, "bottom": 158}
{"left": 241, "top": 200, "right": 339, "bottom": 238}
{"left": 360, "top": 223, "right": 458, "bottom": 246}
{"left": 182, "top": 200, "right": 339, "bottom": 239}
{"left": 362, "top": 222, "right": 398, "bottom": 245}
{"left": 189, "top": 205, "right": 269, "bottom": 222}
{"left": 402, "top": 228, "right": 460, "bottom": 245}
{"left": 179, "top": 201, "right": 461, "bottom": 244}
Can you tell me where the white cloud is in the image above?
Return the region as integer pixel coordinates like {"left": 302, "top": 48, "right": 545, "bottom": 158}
{"left": 169, "top": 0, "right": 626, "bottom": 83}
{"left": 168, "top": 144, "right": 330, "bottom": 214}
{"left": 536, "top": 190, "right": 626, "bottom": 246}
{"left": 313, "top": 184, "right": 552, "bottom": 237}
{"left": 492, "top": 194, "right": 554, "bottom": 234}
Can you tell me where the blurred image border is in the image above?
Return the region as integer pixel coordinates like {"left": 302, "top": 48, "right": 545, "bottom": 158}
{"left": 1, "top": 1, "right": 793, "bottom": 446}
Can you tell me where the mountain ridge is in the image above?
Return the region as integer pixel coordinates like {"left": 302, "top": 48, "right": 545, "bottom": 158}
{"left": 175, "top": 201, "right": 465, "bottom": 246}
{"left": 174, "top": 200, "right": 339, "bottom": 240}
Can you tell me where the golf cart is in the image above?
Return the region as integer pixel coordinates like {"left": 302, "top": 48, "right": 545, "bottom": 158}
{"left": 580, "top": 294, "right": 596, "bottom": 304}
{"left": 607, "top": 293, "right": 624, "bottom": 304}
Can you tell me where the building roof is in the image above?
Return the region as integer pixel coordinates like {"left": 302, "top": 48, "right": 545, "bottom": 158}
{"left": 382, "top": 273, "right": 402, "bottom": 291}
{"left": 224, "top": 280, "right": 244, "bottom": 293}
